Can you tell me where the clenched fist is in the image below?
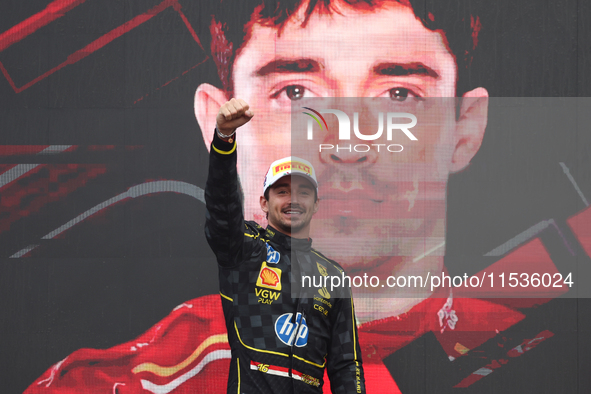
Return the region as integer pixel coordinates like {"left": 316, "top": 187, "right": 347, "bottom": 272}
{"left": 216, "top": 98, "right": 254, "bottom": 137}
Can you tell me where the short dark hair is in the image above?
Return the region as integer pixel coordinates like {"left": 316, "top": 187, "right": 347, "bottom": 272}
{"left": 202, "top": 0, "right": 482, "bottom": 97}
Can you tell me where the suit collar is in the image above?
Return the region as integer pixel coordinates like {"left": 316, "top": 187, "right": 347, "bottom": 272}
{"left": 265, "top": 225, "right": 312, "bottom": 252}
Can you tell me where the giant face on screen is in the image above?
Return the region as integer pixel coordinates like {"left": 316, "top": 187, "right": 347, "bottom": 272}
{"left": 195, "top": 0, "right": 488, "bottom": 320}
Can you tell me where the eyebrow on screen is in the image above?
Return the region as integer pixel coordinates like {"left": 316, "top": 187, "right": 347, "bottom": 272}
{"left": 373, "top": 62, "right": 439, "bottom": 78}
{"left": 255, "top": 58, "right": 321, "bottom": 77}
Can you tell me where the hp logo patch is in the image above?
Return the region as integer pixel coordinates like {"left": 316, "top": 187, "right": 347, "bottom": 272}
{"left": 274, "top": 312, "right": 308, "bottom": 347}
{"left": 266, "top": 243, "right": 280, "bottom": 264}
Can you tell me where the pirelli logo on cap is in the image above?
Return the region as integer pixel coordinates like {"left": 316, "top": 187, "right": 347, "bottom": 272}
{"left": 272, "top": 161, "right": 312, "bottom": 177}
{"left": 263, "top": 156, "right": 317, "bottom": 195}
{"left": 256, "top": 261, "right": 282, "bottom": 291}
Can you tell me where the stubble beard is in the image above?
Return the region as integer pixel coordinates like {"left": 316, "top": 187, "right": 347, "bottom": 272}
{"left": 271, "top": 212, "right": 310, "bottom": 237}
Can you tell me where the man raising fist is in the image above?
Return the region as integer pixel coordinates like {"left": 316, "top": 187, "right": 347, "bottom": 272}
{"left": 205, "top": 99, "right": 365, "bottom": 393}
{"left": 214, "top": 98, "right": 254, "bottom": 143}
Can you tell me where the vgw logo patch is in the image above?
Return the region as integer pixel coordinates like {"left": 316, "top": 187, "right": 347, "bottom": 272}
{"left": 275, "top": 312, "right": 309, "bottom": 347}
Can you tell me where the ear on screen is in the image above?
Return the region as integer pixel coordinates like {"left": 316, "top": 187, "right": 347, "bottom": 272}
{"left": 194, "top": 83, "right": 228, "bottom": 151}
{"left": 450, "top": 87, "right": 489, "bottom": 173}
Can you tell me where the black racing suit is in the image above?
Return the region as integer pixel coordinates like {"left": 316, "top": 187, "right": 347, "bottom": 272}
{"left": 205, "top": 132, "right": 365, "bottom": 394}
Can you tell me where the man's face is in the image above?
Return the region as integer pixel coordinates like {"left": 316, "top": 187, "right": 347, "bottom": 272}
{"left": 261, "top": 175, "right": 319, "bottom": 238}
{"left": 196, "top": 1, "right": 488, "bottom": 307}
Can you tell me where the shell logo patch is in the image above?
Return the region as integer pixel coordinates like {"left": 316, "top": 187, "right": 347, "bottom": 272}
{"left": 256, "top": 262, "right": 282, "bottom": 290}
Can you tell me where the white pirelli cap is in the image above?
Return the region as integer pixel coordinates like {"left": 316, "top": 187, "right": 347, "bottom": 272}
{"left": 263, "top": 156, "right": 318, "bottom": 195}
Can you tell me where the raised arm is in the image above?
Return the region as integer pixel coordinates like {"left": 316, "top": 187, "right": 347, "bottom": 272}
{"left": 204, "top": 99, "right": 254, "bottom": 267}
